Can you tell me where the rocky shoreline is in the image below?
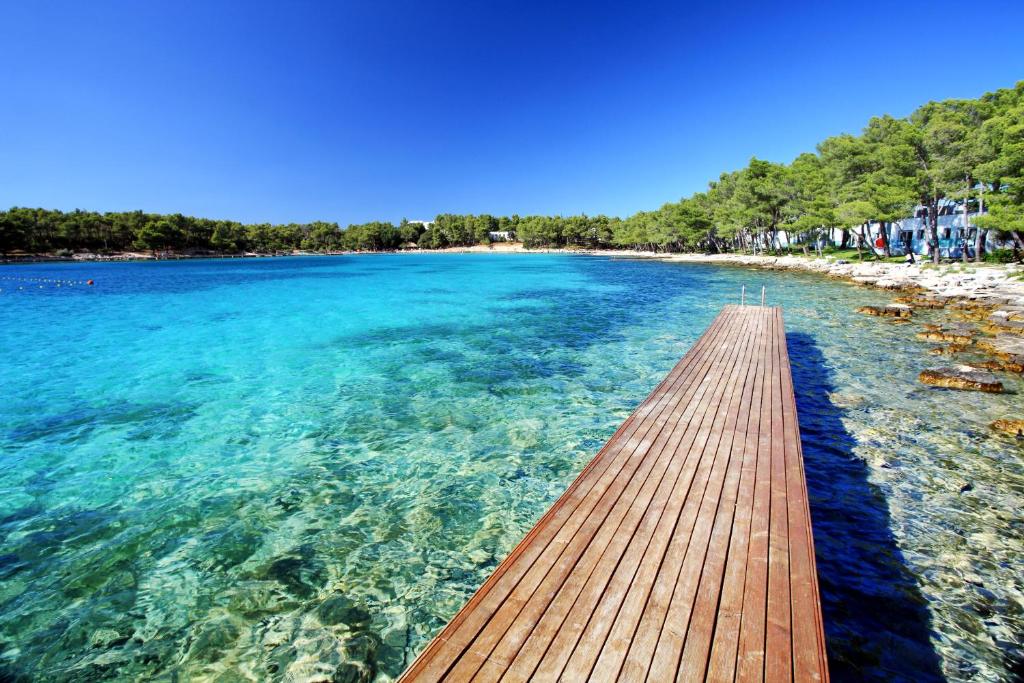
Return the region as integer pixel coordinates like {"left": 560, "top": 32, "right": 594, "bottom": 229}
{"left": 608, "top": 252, "right": 1024, "bottom": 435}
{"left": 637, "top": 252, "right": 1024, "bottom": 304}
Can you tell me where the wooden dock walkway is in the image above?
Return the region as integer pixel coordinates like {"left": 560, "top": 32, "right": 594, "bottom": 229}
{"left": 400, "top": 305, "right": 829, "bottom": 682}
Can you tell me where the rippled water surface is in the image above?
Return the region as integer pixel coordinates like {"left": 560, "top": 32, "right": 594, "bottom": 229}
{"left": 0, "top": 255, "right": 1021, "bottom": 682}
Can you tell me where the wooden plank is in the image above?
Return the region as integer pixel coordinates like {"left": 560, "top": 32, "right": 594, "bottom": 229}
{"left": 403, "top": 311, "right": 735, "bottom": 681}
{"left": 605, "top": 309, "right": 761, "bottom": 682}
{"left": 555, "top": 308, "right": 760, "bottom": 681}
{"left": 703, "top": 308, "right": 769, "bottom": 682}
{"left": 447, "top": 313, "right": 747, "bottom": 681}
{"left": 650, "top": 307, "right": 766, "bottom": 680}
{"left": 501, "top": 310, "right": 759, "bottom": 683}
{"left": 735, "top": 309, "right": 776, "bottom": 683}
{"left": 764, "top": 309, "right": 792, "bottom": 683}
{"left": 478, "top": 310, "right": 755, "bottom": 681}
{"left": 675, "top": 306, "right": 771, "bottom": 680}
{"left": 398, "top": 305, "right": 829, "bottom": 683}
{"left": 779, "top": 309, "right": 828, "bottom": 682}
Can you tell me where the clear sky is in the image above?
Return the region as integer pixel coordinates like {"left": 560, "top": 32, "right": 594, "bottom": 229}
{"left": 2, "top": 1, "right": 1023, "bottom": 225}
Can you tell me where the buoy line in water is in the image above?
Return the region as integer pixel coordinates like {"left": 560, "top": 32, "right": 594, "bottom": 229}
{"left": 0, "top": 275, "right": 95, "bottom": 292}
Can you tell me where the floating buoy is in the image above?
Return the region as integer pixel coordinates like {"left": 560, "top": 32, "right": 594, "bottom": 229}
{"left": 87, "top": 279, "right": 94, "bottom": 286}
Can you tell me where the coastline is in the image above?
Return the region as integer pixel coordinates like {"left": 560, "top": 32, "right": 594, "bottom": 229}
{"left": 5, "top": 244, "right": 1023, "bottom": 307}
{"left": 417, "top": 244, "right": 1024, "bottom": 307}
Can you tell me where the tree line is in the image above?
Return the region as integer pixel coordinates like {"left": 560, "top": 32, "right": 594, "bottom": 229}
{"left": 3, "top": 82, "right": 1022, "bottom": 263}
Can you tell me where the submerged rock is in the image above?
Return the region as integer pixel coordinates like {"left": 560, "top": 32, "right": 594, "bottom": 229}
{"left": 919, "top": 366, "right": 1005, "bottom": 393}
{"left": 916, "top": 324, "right": 975, "bottom": 345}
{"left": 949, "top": 300, "right": 996, "bottom": 312}
{"left": 189, "top": 618, "right": 242, "bottom": 663}
{"left": 333, "top": 662, "right": 373, "bottom": 683}
{"left": 949, "top": 308, "right": 994, "bottom": 323}
{"left": 990, "top": 419, "right": 1024, "bottom": 437}
{"left": 990, "top": 307, "right": 1024, "bottom": 323}
{"left": 976, "top": 335, "right": 1024, "bottom": 360}
{"left": 316, "top": 595, "right": 371, "bottom": 627}
{"left": 857, "top": 304, "right": 912, "bottom": 318}
{"left": 928, "top": 345, "right": 968, "bottom": 356}
{"left": 259, "top": 555, "right": 327, "bottom": 598}
{"left": 981, "top": 319, "right": 1024, "bottom": 336}
{"left": 973, "top": 359, "right": 1024, "bottom": 374}
{"left": 90, "top": 628, "right": 129, "bottom": 649}
{"left": 895, "top": 295, "right": 946, "bottom": 309}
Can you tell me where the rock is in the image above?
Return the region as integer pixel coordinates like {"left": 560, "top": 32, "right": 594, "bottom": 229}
{"left": 856, "top": 304, "right": 912, "bottom": 318}
{"left": 990, "top": 419, "right": 1024, "bottom": 437}
{"left": 827, "top": 392, "right": 865, "bottom": 408}
{"left": 976, "top": 334, "right": 1024, "bottom": 359}
{"left": 949, "top": 300, "right": 995, "bottom": 313}
{"left": 894, "top": 295, "right": 946, "bottom": 309}
{"left": 981, "top": 320, "right": 1024, "bottom": 336}
{"left": 988, "top": 309, "right": 1022, "bottom": 322}
{"left": 317, "top": 595, "right": 371, "bottom": 626}
{"left": 916, "top": 324, "right": 975, "bottom": 344}
{"left": 333, "top": 663, "right": 372, "bottom": 683}
{"left": 919, "top": 366, "right": 1004, "bottom": 393}
{"left": 189, "top": 619, "right": 241, "bottom": 662}
{"left": 875, "top": 277, "right": 916, "bottom": 290}
{"left": 963, "top": 572, "right": 986, "bottom": 587}
{"left": 927, "top": 345, "right": 968, "bottom": 356}
{"left": 1001, "top": 356, "right": 1024, "bottom": 373}
{"left": 261, "top": 555, "right": 326, "bottom": 598}
{"left": 949, "top": 307, "right": 994, "bottom": 322}
{"left": 973, "top": 358, "right": 1024, "bottom": 374}
{"left": 342, "top": 632, "right": 381, "bottom": 663}
{"left": 90, "top": 628, "right": 129, "bottom": 649}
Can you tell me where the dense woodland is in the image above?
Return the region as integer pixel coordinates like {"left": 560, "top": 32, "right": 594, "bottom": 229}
{"left": 3, "top": 82, "right": 1023, "bottom": 263}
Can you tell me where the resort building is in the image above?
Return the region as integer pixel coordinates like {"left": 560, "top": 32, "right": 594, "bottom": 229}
{"left": 772, "top": 199, "right": 1009, "bottom": 259}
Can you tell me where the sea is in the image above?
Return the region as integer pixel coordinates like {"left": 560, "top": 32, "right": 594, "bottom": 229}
{"left": 0, "top": 254, "right": 1020, "bottom": 681}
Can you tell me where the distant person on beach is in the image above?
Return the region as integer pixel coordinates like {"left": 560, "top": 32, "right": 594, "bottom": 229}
{"left": 904, "top": 250, "right": 916, "bottom": 265}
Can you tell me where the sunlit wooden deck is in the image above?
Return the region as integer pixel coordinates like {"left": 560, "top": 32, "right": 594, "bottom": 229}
{"left": 400, "top": 305, "right": 829, "bottom": 682}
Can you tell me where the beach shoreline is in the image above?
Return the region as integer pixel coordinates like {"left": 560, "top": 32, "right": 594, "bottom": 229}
{"left": 5, "top": 244, "right": 1023, "bottom": 306}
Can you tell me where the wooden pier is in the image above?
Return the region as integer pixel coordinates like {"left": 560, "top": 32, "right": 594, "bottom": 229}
{"left": 400, "top": 305, "right": 829, "bottom": 682}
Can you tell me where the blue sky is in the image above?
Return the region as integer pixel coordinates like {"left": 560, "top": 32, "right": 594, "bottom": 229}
{"left": 2, "top": 1, "right": 1023, "bottom": 225}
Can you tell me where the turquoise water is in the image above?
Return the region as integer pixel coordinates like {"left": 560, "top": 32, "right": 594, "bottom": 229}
{"left": 0, "top": 255, "right": 1020, "bottom": 682}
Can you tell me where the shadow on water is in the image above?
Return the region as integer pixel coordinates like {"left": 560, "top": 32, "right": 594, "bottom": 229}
{"left": 787, "top": 332, "right": 944, "bottom": 683}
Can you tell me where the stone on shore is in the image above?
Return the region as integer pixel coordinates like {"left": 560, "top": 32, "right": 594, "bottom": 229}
{"left": 895, "top": 295, "right": 947, "bottom": 309}
{"left": 975, "top": 334, "right": 1024, "bottom": 360}
{"left": 981, "top": 319, "right": 1024, "bottom": 336}
{"left": 857, "top": 304, "right": 912, "bottom": 318}
{"left": 919, "top": 366, "right": 1004, "bottom": 393}
{"left": 874, "top": 276, "right": 918, "bottom": 290}
{"left": 974, "top": 359, "right": 1024, "bottom": 374}
{"left": 991, "top": 419, "right": 1024, "bottom": 437}
{"left": 916, "top": 324, "right": 975, "bottom": 345}
{"left": 927, "top": 345, "right": 968, "bottom": 356}
{"left": 990, "top": 307, "right": 1024, "bottom": 323}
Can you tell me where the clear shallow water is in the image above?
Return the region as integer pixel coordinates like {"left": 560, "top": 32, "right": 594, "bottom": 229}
{"left": 0, "top": 255, "right": 1020, "bottom": 682}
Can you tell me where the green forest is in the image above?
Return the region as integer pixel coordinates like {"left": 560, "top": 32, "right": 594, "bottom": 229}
{"left": 3, "top": 82, "right": 1023, "bottom": 263}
